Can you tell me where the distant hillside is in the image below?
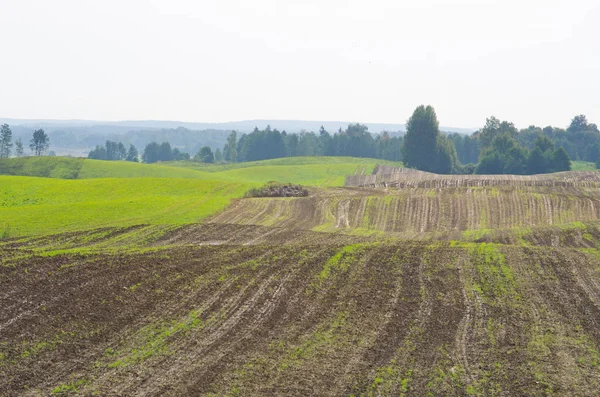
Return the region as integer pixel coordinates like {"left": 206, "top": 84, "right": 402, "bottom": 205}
{"left": 0, "top": 118, "right": 474, "bottom": 157}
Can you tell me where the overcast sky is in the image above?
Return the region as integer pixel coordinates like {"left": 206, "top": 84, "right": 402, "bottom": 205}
{"left": 1, "top": 0, "right": 599, "bottom": 129}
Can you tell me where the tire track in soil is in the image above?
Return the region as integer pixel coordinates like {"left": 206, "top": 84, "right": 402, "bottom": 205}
{"left": 337, "top": 244, "right": 425, "bottom": 395}
{"left": 454, "top": 255, "right": 474, "bottom": 382}
{"left": 568, "top": 250, "right": 600, "bottom": 310}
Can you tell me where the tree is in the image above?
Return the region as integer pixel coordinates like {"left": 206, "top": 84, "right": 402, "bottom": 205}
{"left": 553, "top": 147, "right": 571, "bottom": 172}
{"left": 117, "top": 142, "right": 127, "bottom": 160}
{"left": 142, "top": 142, "right": 160, "bottom": 163}
{"left": 158, "top": 142, "right": 174, "bottom": 161}
{"left": 214, "top": 148, "right": 223, "bottom": 163}
{"left": 30, "top": 129, "right": 50, "bottom": 156}
{"left": 533, "top": 135, "right": 555, "bottom": 153}
{"left": 476, "top": 151, "right": 505, "bottom": 174}
{"left": 0, "top": 124, "right": 12, "bottom": 158}
{"left": 15, "top": 138, "right": 24, "bottom": 157}
{"left": 286, "top": 133, "right": 298, "bottom": 157}
{"left": 225, "top": 131, "right": 237, "bottom": 162}
{"left": 402, "top": 105, "right": 441, "bottom": 172}
{"left": 435, "top": 134, "right": 458, "bottom": 174}
{"left": 476, "top": 134, "right": 527, "bottom": 175}
{"left": 88, "top": 145, "right": 107, "bottom": 160}
{"left": 195, "top": 146, "right": 214, "bottom": 163}
{"left": 238, "top": 128, "right": 286, "bottom": 162}
{"left": 568, "top": 114, "right": 589, "bottom": 133}
{"left": 126, "top": 144, "right": 139, "bottom": 162}
{"left": 318, "top": 127, "right": 333, "bottom": 156}
{"left": 105, "top": 140, "right": 119, "bottom": 160}
{"left": 477, "top": 116, "right": 518, "bottom": 151}
{"left": 527, "top": 147, "right": 546, "bottom": 174}
{"left": 172, "top": 148, "right": 190, "bottom": 161}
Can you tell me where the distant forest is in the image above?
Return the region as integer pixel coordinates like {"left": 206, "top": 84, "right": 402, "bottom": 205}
{"left": 84, "top": 107, "right": 599, "bottom": 175}
{"left": 188, "top": 107, "right": 591, "bottom": 175}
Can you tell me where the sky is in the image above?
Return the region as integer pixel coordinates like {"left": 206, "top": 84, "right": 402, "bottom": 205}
{"left": 1, "top": 0, "right": 599, "bottom": 129}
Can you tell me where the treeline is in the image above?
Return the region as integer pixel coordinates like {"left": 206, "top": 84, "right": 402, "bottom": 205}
{"left": 475, "top": 125, "right": 570, "bottom": 175}
{"left": 0, "top": 124, "right": 51, "bottom": 158}
{"left": 402, "top": 106, "right": 572, "bottom": 175}
{"left": 447, "top": 115, "right": 600, "bottom": 167}
{"left": 88, "top": 141, "right": 192, "bottom": 163}
{"left": 88, "top": 141, "right": 139, "bottom": 162}
{"left": 199, "top": 125, "right": 402, "bottom": 164}
{"left": 80, "top": 106, "right": 600, "bottom": 176}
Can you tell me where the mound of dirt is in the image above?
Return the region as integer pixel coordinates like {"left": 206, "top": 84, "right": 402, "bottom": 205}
{"left": 245, "top": 182, "right": 309, "bottom": 198}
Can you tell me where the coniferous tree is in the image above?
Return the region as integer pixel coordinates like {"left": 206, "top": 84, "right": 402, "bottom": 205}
{"left": 527, "top": 147, "right": 546, "bottom": 175}
{"left": 402, "top": 105, "right": 442, "bottom": 172}
{"left": 553, "top": 147, "right": 571, "bottom": 172}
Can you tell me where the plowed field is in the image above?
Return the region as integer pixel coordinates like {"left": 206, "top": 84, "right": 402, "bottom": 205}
{"left": 3, "top": 169, "right": 600, "bottom": 396}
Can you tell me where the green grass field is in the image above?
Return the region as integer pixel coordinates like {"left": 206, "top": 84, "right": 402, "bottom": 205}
{"left": 0, "top": 156, "right": 397, "bottom": 237}
{"left": 572, "top": 160, "right": 597, "bottom": 171}
{"left": 0, "top": 176, "right": 255, "bottom": 237}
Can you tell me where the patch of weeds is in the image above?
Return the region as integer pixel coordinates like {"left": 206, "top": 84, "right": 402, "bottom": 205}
{"left": 51, "top": 378, "right": 89, "bottom": 395}
{"left": 469, "top": 243, "right": 521, "bottom": 309}
{"left": 127, "top": 282, "right": 142, "bottom": 292}
{"left": 309, "top": 243, "right": 368, "bottom": 290}
{"left": 107, "top": 309, "right": 204, "bottom": 368}
{"left": 20, "top": 330, "right": 76, "bottom": 359}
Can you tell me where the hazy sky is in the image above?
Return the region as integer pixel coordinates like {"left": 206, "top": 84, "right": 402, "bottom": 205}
{"left": 1, "top": 0, "right": 599, "bottom": 128}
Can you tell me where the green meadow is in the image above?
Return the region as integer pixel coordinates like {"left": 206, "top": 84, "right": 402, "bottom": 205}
{"left": 571, "top": 160, "right": 596, "bottom": 171}
{"left": 0, "top": 176, "right": 253, "bottom": 237}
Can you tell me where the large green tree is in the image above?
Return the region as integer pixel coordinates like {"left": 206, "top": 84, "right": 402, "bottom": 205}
{"left": 477, "top": 116, "right": 518, "bottom": 151}
{"left": 195, "top": 146, "right": 214, "bottom": 163}
{"left": 126, "top": 144, "right": 139, "bottom": 162}
{"left": 402, "top": 105, "right": 441, "bottom": 172}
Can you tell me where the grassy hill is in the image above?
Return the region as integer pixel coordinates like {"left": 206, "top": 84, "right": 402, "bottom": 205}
{"left": 0, "top": 156, "right": 85, "bottom": 179}
{"left": 0, "top": 176, "right": 253, "bottom": 237}
{"left": 1, "top": 156, "right": 398, "bottom": 186}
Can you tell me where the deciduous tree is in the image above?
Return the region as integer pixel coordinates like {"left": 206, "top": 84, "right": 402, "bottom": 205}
{"left": 30, "top": 129, "right": 49, "bottom": 156}
{"left": 0, "top": 124, "right": 12, "bottom": 158}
